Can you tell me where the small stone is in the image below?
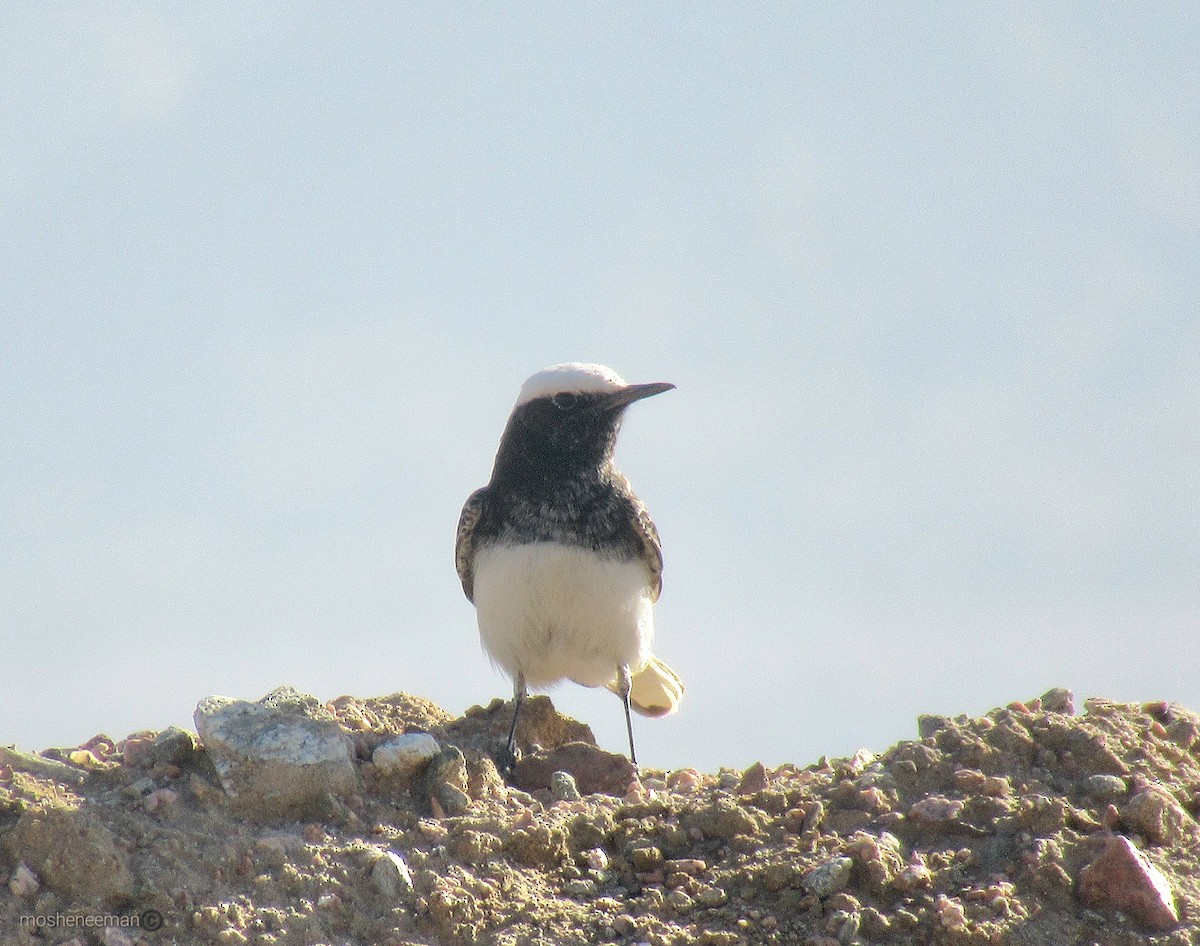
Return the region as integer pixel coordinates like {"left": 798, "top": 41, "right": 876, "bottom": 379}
{"left": 667, "top": 768, "right": 702, "bottom": 792}
{"left": 371, "top": 850, "right": 414, "bottom": 898}
{"left": 550, "top": 770, "right": 582, "bottom": 801}
{"left": 145, "top": 788, "right": 179, "bottom": 812}
{"left": 664, "top": 858, "right": 706, "bottom": 875}
{"left": 918, "top": 715, "right": 951, "bottom": 738}
{"left": 829, "top": 909, "right": 860, "bottom": 945}
{"left": 564, "top": 878, "right": 597, "bottom": 896}
{"left": 666, "top": 888, "right": 694, "bottom": 912}
{"left": 892, "top": 857, "right": 932, "bottom": 892}
{"left": 909, "top": 795, "right": 964, "bottom": 822}
{"left": 695, "top": 883, "right": 728, "bottom": 907}
{"left": 1039, "top": 687, "right": 1075, "bottom": 714}
{"left": 693, "top": 798, "right": 761, "bottom": 840}
{"left": 738, "top": 761, "right": 768, "bottom": 794}
{"left": 119, "top": 730, "right": 158, "bottom": 766}
{"left": 803, "top": 856, "right": 854, "bottom": 897}
{"left": 317, "top": 891, "right": 341, "bottom": 910}
{"left": 373, "top": 732, "right": 440, "bottom": 781}
{"left": 1123, "top": 786, "right": 1192, "bottom": 846}
{"left": 584, "top": 847, "right": 609, "bottom": 871}
{"left": 417, "top": 745, "right": 471, "bottom": 814}
{"left": 8, "top": 862, "right": 39, "bottom": 897}
{"left": 1078, "top": 834, "right": 1178, "bottom": 931}
{"left": 935, "top": 895, "right": 967, "bottom": 931}
{"left": 149, "top": 726, "right": 200, "bottom": 767}
{"left": 433, "top": 783, "right": 471, "bottom": 816}
{"left": 1081, "top": 774, "right": 1127, "bottom": 800}
{"left": 630, "top": 846, "right": 664, "bottom": 872}
{"left": 101, "top": 929, "right": 136, "bottom": 946}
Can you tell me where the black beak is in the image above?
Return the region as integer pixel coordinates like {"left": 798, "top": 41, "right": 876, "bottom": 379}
{"left": 604, "top": 381, "right": 676, "bottom": 411}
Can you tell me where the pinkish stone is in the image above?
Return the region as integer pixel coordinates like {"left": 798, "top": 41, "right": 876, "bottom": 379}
{"left": 909, "top": 796, "right": 964, "bottom": 822}
{"left": 1078, "top": 834, "right": 1178, "bottom": 931}
{"left": 738, "top": 761, "right": 769, "bottom": 794}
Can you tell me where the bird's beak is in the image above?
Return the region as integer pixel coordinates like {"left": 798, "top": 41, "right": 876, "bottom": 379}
{"left": 604, "top": 381, "right": 676, "bottom": 410}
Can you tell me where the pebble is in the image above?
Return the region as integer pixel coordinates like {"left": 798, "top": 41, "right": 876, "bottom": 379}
{"left": 738, "top": 761, "right": 768, "bottom": 794}
{"left": 1081, "top": 774, "right": 1128, "bottom": 799}
{"left": 1039, "top": 687, "right": 1075, "bottom": 714}
{"left": 417, "top": 745, "right": 472, "bottom": 816}
{"left": 909, "top": 796, "right": 964, "bottom": 822}
{"left": 1078, "top": 834, "right": 1178, "bottom": 931}
{"left": 629, "top": 846, "right": 664, "bottom": 872}
{"left": 666, "top": 888, "right": 694, "bottom": 912}
{"left": 803, "top": 856, "right": 854, "bottom": 897}
{"left": 149, "top": 726, "right": 200, "bottom": 767}
{"left": 1123, "top": 786, "right": 1191, "bottom": 846}
{"left": 551, "top": 770, "right": 582, "bottom": 801}
{"left": 584, "top": 847, "right": 610, "bottom": 871}
{"left": 917, "top": 715, "right": 952, "bottom": 738}
{"left": 372, "top": 733, "right": 440, "bottom": 781}
{"left": 145, "top": 788, "right": 179, "bottom": 812}
{"left": 563, "top": 878, "right": 597, "bottom": 896}
{"left": 371, "top": 850, "right": 414, "bottom": 898}
{"left": 693, "top": 798, "right": 761, "bottom": 840}
{"left": 8, "top": 861, "right": 39, "bottom": 897}
{"left": 667, "top": 768, "right": 702, "bottom": 793}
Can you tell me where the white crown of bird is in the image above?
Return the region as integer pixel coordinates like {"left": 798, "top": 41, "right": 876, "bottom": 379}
{"left": 515, "top": 363, "right": 628, "bottom": 407}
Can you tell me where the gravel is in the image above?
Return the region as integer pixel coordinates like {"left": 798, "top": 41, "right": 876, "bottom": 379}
{"left": 1, "top": 687, "right": 1199, "bottom": 945}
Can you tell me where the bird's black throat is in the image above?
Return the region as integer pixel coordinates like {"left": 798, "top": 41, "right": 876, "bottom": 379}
{"left": 476, "top": 393, "right": 643, "bottom": 558}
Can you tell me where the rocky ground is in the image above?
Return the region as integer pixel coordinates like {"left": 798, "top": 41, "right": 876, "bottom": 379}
{"left": 2, "top": 687, "right": 1198, "bottom": 946}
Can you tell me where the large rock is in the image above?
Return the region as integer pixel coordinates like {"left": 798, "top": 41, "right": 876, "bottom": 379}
{"left": 194, "top": 686, "right": 359, "bottom": 819}
{"left": 1078, "top": 834, "right": 1179, "bottom": 931}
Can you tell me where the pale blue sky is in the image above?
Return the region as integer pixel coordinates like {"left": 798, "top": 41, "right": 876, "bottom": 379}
{"left": 3, "top": 5, "right": 1197, "bottom": 772}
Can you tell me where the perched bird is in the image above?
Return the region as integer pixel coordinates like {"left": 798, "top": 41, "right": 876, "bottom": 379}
{"left": 456, "top": 363, "right": 684, "bottom": 769}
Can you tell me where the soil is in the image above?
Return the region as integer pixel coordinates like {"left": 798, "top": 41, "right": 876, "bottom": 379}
{"left": 2, "top": 688, "right": 1199, "bottom": 946}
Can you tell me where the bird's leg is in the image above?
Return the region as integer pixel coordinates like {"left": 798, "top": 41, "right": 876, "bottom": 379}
{"left": 501, "top": 672, "right": 527, "bottom": 774}
{"left": 617, "top": 663, "right": 638, "bottom": 771}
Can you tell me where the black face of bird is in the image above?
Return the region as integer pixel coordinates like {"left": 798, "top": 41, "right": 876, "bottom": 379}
{"left": 501, "top": 383, "right": 674, "bottom": 472}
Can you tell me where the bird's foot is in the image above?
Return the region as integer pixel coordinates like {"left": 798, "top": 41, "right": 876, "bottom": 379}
{"left": 496, "top": 741, "right": 522, "bottom": 777}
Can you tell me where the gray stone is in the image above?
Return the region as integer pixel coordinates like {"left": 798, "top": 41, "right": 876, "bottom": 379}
{"left": 1082, "top": 774, "right": 1128, "bottom": 800}
{"left": 194, "top": 687, "right": 359, "bottom": 819}
{"left": 1039, "top": 687, "right": 1075, "bottom": 714}
{"left": 917, "top": 715, "right": 951, "bottom": 739}
{"left": 804, "top": 856, "right": 854, "bottom": 897}
{"left": 371, "top": 850, "right": 414, "bottom": 898}
{"left": 149, "top": 726, "right": 199, "bottom": 767}
{"left": 372, "top": 733, "right": 440, "bottom": 782}
{"left": 550, "top": 770, "right": 582, "bottom": 801}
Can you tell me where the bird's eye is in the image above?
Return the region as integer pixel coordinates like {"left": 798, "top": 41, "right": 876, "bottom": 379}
{"left": 551, "top": 392, "right": 578, "bottom": 411}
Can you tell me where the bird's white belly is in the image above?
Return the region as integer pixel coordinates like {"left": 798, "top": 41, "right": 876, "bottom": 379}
{"left": 472, "top": 541, "right": 655, "bottom": 689}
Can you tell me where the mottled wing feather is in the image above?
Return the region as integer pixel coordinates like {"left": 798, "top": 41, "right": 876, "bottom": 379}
{"left": 455, "top": 487, "right": 487, "bottom": 603}
{"left": 629, "top": 490, "right": 664, "bottom": 602}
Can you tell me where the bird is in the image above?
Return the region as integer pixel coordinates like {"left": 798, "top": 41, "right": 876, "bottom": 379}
{"left": 455, "top": 362, "right": 684, "bottom": 770}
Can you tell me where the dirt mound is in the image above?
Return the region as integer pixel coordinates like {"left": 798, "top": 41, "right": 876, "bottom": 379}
{"left": 2, "top": 688, "right": 1198, "bottom": 945}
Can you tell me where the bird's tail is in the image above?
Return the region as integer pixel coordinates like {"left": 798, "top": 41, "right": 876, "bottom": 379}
{"left": 608, "top": 655, "right": 684, "bottom": 718}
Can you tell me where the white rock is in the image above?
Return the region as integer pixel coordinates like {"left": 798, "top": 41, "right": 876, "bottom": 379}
{"left": 194, "top": 687, "right": 358, "bottom": 819}
{"left": 372, "top": 733, "right": 440, "bottom": 780}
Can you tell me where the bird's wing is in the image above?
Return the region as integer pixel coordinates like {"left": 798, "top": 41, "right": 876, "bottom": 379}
{"left": 627, "top": 488, "right": 664, "bottom": 602}
{"left": 455, "top": 487, "right": 487, "bottom": 603}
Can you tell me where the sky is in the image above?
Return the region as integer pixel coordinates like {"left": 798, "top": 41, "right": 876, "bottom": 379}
{"left": 2, "top": 4, "right": 1197, "bottom": 774}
